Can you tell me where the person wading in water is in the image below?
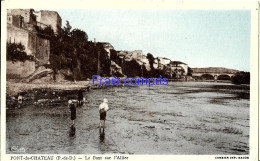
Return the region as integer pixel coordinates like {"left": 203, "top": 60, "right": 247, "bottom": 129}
{"left": 69, "top": 100, "right": 76, "bottom": 136}
{"left": 99, "top": 98, "right": 109, "bottom": 134}
{"left": 77, "top": 90, "right": 84, "bottom": 106}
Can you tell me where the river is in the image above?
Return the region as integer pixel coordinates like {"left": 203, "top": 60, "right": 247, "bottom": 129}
{"left": 6, "top": 82, "right": 250, "bottom": 154}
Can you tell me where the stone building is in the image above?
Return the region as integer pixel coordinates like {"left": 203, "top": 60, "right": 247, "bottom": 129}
{"left": 7, "top": 9, "right": 61, "bottom": 79}
{"left": 33, "top": 10, "right": 62, "bottom": 34}
{"left": 170, "top": 61, "right": 188, "bottom": 75}
{"left": 117, "top": 51, "right": 128, "bottom": 59}
{"left": 130, "top": 50, "right": 143, "bottom": 61}
{"left": 7, "top": 9, "right": 36, "bottom": 24}
{"left": 141, "top": 55, "right": 151, "bottom": 71}
{"left": 116, "top": 50, "right": 151, "bottom": 71}
{"left": 100, "top": 42, "right": 114, "bottom": 59}
{"left": 117, "top": 50, "right": 143, "bottom": 62}
{"left": 153, "top": 57, "right": 171, "bottom": 69}
{"left": 110, "top": 61, "right": 123, "bottom": 75}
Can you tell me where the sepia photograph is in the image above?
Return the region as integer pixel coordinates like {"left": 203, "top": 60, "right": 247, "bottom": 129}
{"left": 1, "top": 1, "right": 259, "bottom": 160}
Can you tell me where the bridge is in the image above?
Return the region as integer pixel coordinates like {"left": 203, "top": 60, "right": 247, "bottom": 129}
{"left": 191, "top": 67, "right": 239, "bottom": 81}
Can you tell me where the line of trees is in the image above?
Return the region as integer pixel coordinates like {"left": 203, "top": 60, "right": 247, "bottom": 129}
{"left": 40, "top": 21, "right": 111, "bottom": 81}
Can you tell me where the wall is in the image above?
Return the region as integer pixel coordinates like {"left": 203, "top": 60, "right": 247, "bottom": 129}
{"left": 7, "top": 24, "right": 50, "bottom": 66}
{"left": 7, "top": 24, "right": 31, "bottom": 54}
{"left": 7, "top": 9, "right": 34, "bottom": 24}
{"left": 7, "top": 60, "right": 35, "bottom": 79}
{"left": 179, "top": 64, "right": 188, "bottom": 75}
{"left": 153, "top": 58, "right": 159, "bottom": 69}
{"left": 102, "top": 43, "right": 114, "bottom": 59}
{"left": 7, "top": 15, "right": 24, "bottom": 28}
{"left": 158, "top": 57, "right": 171, "bottom": 65}
{"left": 142, "top": 56, "right": 151, "bottom": 71}
{"left": 28, "top": 33, "right": 50, "bottom": 66}
{"left": 131, "top": 50, "right": 142, "bottom": 61}
{"left": 37, "top": 11, "right": 61, "bottom": 33}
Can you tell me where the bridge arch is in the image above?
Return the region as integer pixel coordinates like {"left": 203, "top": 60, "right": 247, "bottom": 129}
{"left": 217, "top": 74, "right": 231, "bottom": 80}
{"left": 201, "top": 74, "right": 214, "bottom": 80}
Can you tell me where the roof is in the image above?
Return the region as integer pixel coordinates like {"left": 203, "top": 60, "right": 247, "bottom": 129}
{"left": 170, "top": 61, "right": 187, "bottom": 65}
{"left": 99, "top": 42, "right": 114, "bottom": 49}
{"left": 158, "top": 57, "right": 171, "bottom": 60}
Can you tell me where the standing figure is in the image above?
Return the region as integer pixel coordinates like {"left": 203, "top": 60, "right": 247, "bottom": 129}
{"left": 69, "top": 100, "right": 76, "bottom": 126}
{"left": 17, "top": 93, "right": 23, "bottom": 108}
{"left": 99, "top": 98, "right": 109, "bottom": 134}
{"left": 77, "top": 90, "right": 84, "bottom": 106}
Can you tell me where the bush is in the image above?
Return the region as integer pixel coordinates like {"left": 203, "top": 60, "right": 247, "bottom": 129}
{"left": 7, "top": 42, "right": 33, "bottom": 62}
{"left": 232, "top": 72, "right": 250, "bottom": 84}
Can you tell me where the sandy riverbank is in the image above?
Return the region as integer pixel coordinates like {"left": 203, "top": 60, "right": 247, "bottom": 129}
{"left": 6, "top": 81, "right": 94, "bottom": 96}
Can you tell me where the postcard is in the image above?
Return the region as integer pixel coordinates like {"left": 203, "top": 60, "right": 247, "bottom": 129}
{"left": 1, "top": 1, "right": 259, "bottom": 161}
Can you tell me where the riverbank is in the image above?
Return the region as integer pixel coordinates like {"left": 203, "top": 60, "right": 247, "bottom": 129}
{"left": 6, "top": 80, "right": 93, "bottom": 96}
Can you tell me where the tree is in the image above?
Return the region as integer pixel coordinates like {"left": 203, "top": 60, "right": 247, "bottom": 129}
{"left": 7, "top": 42, "right": 33, "bottom": 62}
{"left": 48, "top": 20, "right": 112, "bottom": 80}
{"left": 122, "top": 60, "right": 142, "bottom": 77}
{"left": 71, "top": 29, "right": 88, "bottom": 43}
{"left": 232, "top": 72, "right": 250, "bottom": 84}
{"left": 62, "top": 20, "right": 72, "bottom": 38}
{"left": 147, "top": 53, "right": 155, "bottom": 70}
{"left": 187, "top": 67, "right": 193, "bottom": 76}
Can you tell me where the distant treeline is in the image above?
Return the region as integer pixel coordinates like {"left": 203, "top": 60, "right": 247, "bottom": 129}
{"left": 231, "top": 72, "right": 250, "bottom": 84}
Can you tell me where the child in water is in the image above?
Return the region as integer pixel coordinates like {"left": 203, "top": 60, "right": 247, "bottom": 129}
{"left": 68, "top": 100, "right": 76, "bottom": 126}
{"left": 99, "top": 98, "right": 109, "bottom": 130}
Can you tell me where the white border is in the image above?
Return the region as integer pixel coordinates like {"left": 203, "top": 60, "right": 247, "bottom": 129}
{"left": 1, "top": 1, "right": 258, "bottom": 161}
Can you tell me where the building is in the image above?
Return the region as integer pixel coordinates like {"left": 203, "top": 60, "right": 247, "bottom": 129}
{"left": 7, "top": 9, "right": 61, "bottom": 78}
{"left": 117, "top": 51, "right": 128, "bottom": 59}
{"left": 130, "top": 50, "right": 143, "bottom": 61}
{"left": 158, "top": 57, "right": 171, "bottom": 65}
{"left": 170, "top": 61, "right": 188, "bottom": 75}
{"left": 141, "top": 55, "right": 151, "bottom": 71}
{"left": 33, "top": 10, "right": 62, "bottom": 34}
{"left": 153, "top": 57, "right": 171, "bottom": 69}
{"left": 100, "top": 42, "right": 114, "bottom": 59}
{"left": 7, "top": 9, "right": 36, "bottom": 24}
{"left": 116, "top": 50, "right": 151, "bottom": 71}
{"left": 110, "top": 61, "right": 123, "bottom": 76}
{"left": 117, "top": 50, "right": 143, "bottom": 61}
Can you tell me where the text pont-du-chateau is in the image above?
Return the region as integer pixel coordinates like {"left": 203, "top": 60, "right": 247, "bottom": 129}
{"left": 10, "top": 155, "right": 129, "bottom": 160}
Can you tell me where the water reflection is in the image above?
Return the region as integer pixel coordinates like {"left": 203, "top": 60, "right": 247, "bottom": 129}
{"left": 69, "top": 125, "right": 76, "bottom": 137}
{"left": 98, "top": 131, "right": 106, "bottom": 153}
{"left": 99, "top": 132, "right": 105, "bottom": 143}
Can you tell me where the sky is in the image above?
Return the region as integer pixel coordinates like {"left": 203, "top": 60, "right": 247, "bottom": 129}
{"left": 54, "top": 9, "right": 250, "bottom": 71}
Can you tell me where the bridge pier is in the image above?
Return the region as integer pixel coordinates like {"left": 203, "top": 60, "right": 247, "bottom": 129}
{"left": 214, "top": 75, "right": 218, "bottom": 81}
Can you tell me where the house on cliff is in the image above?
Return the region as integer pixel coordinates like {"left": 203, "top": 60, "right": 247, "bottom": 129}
{"left": 33, "top": 10, "right": 61, "bottom": 34}
{"left": 116, "top": 50, "right": 151, "bottom": 71}
{"left": 170, "top": 61, "right": 188, "bottom": 76}
{"left": 7, "top": 9, "right": 61, "bottom": 79}
{"left": 100, "top": 42, "right": 114, "bottom": 59}
{"left": 153, "top": 57, "right": 171, "bottom": 69}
